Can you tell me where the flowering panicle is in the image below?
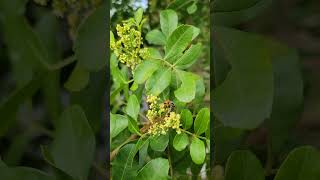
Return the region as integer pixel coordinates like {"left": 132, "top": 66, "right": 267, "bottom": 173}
{"left": 111, "top": 19, "right": 150, "bottom": 69}
{"left": 145, "top": 95, "right": 181, "bottom": 136}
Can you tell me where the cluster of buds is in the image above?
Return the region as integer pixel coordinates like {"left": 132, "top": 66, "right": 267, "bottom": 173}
{"left": 111, "top": 20, "right": 150, "bottom": 69}
{"left": 145, "top": 95, "right": 181, "bottom": 136}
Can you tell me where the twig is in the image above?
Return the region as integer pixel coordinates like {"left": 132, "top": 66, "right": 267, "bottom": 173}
{"left": 167, "top": 146, "right": 174, "bottom": 179}
{"left": 180, "top": 129, "right": 209, "bottom": 141}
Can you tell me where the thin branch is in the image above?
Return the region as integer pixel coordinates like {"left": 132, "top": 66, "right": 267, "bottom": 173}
{"left": 45, "top": 56, "right": 77, "bottom": 70}
{"left": 180, "top": 129, "right": 209, "bottom": 141}
{"left": 167, "top": 146, "right": 174, "bottom": 179}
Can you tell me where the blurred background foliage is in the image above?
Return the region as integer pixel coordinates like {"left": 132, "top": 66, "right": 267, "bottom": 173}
{"left": 211, "top": 0, "right": 320, "bottom": 179}
{"left": 0, "top": 0, "right": 107, "bottom": 179}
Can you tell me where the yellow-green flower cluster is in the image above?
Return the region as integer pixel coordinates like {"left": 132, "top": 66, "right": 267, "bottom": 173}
{"left": 145, "top": 95, "right": 181, "bottom": 136}
{"left": 111, "top": 20, "right": 150, "bottom": 69}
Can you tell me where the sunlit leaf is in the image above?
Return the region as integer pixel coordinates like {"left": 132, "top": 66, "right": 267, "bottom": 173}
{"left": 190, "top": 137, "right": 205, "bottom": 164}
{"left": 146, "top": 29, "right": 167, "bottom": 46}
{"left": 194, "top": 108, "right": 210, "bottom": 135}
{"left": 173, "top": 132, "right": 189, "bottom": 151}
{"left": 160, "top": 9, "right": 178, "bottom": 38}
{"left": 174, "top": 70, "right": 196, "bottom": 103}
{"left": 150, "top": 134, "right": 169, "bottom": 152}
{"left": 110, "top": 114, "right": 128, "bottom": 138}
{"left": 126, "top": 94, "right": 140, "bottom": 120}
{"left": 137, "top": 158, "right": 169, "bottom": 180}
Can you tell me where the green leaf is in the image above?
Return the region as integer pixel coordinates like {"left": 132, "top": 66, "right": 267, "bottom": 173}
{"left": 214, "top": 126, "right": 244, "bottom": 164}
{"left": 174, "top": 70, "right": 196, "bottom": 103}
{"left": 133, "top": 60, "right": 161, "bottom": 84}
{"left": 146, "top": 29, "right": 167, "bottom": 46}
{"left": 41, "top": 146, "right": 74, "bottom": 180}
{"left": 126, "top": 94, "right": 140, "bottom": 120}
{"left": 134, "top": 8, "right": 144, "bottom": 25}
{"left": 110, "top": 31, "right": 115, "bottom": 45}
{"left": 112, "top": 144, "right": 139, "bottom": 180}
{"left": 175, "top": 43, "right": 202, "bottom": 69}
{"left": 128, "top": 137, "right": 150, "bottom": 167}
{"left": 110, "top": 114, "right": 128, "bottom": 138}
{"left": 165, "top": 25, "right": 194, "bottom": 59}
{"left": 111, "top": 61, "right": 127, "bottom": 85}
{"left": 194, "top": 108, "right": 210, "bottom": 135}
{"left": 139, "top": 140, "right": 149, "bottom": 166}
{"left": 181, "top": 109, "right": 193, "bottom": 130}
{"left": 173, "top": 132, "right": 189, "bottom": 151}
{"left": 0, "top": 74, "right": 43, "bottom": 137}
{"left": 130, "top": 82, "right": 138, "bottom": 91}
{"left": 191, "top": 26, "right": 200, "bottom": 40}
{"left": 70, "top": 70, "right": 106, "bottom": 133}
{"left": 168, "top": 0, "right": 193, "bottom": 10}
{"left": 190, "top": 137, "right": 205, "bottom": 164}
{"left": 225, "top": 150, "right": 264, "bottom": 180}
{"left": 2, "top": 16, "right": 49, "bottom": 74}
{"left": 274, "top": 146, "right": 320, "bottom": 180}
{"left": 187, "top": 2, "right": 197, "bottom": 14}
{"left": 35, "top": 12, "right": 62, "bottom": 124}
{"left": 49, "top": 105, "right": 95, "bottom": 179}
{"left": 128, "top": 115, "right": 141, "bottom": 135}
{"left": 146, "top": 67, "right": 172, "bottom": 96}
{"left": 194, "top": 77, "right": 205, "bottom": 101}
{"left": 137, "top": 158, "right": 169, "bottom": 180}
{"left": 64, "top": 63, "right": 90, "bottom": 92}
{"left": 160, "top": 9, "right": 178, "bottom": 38}
{"left": 150, "top": 134, "right": 169, "bottom": 152}
{"left": 149, "top": 48, "right": 163, "bottom": 59}
{"left": 75, "top": 3, "right": 107, "bottom": 71}
{"left": 212, "top": 0, "right": 272, "bottom": 26}
{"left": 266, "top": 40, "right": 303, "bottom": 153}
{"left": 0, "top": 167, "right": 55, "bottom": 180}
{"left": 212, "top": 26, "right": 273, "bottom": 129}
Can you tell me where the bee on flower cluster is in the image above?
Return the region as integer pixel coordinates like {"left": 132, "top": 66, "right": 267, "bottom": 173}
{"left": 141, "top": 95, "right": 181, "bottom": 136}
{"left": 163, "top": 99, "right": 176, "bottom": 115}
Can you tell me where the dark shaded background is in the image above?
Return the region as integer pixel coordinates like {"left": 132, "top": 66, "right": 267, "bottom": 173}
{"left": 241, "top": 0, "right": 320, "bottom": 153}
{"left": 0, "top": 0, "right": 107, "bottom": 179}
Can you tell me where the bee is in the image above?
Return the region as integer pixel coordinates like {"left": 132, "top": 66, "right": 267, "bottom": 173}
{"left": 140, "top": 100, "right": 175, "bottom": 134}
{"left": 164, "top": 100, "right": 175, "bottom": 113}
